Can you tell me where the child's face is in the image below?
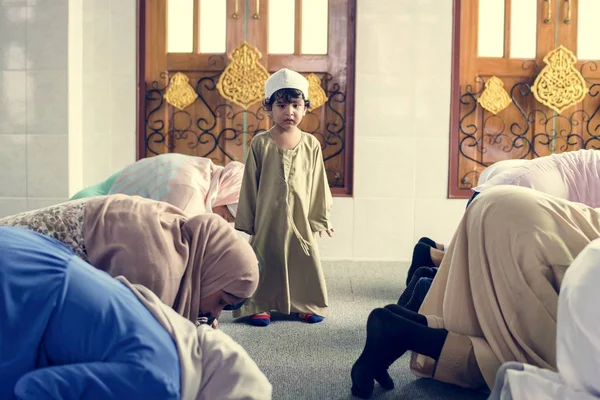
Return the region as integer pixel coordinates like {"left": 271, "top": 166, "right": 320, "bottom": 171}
{"left": 270, "top": 96, "right": 307, "bottom": 129}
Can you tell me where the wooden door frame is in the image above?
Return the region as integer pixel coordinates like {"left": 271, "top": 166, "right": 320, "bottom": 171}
{"left": 135, "top": 0, "right": 356, "bottom": 196}
{"left": 136, "top": 0, "right": 146, "bottom": 161}
{"left": 448, "top": 0, "right": 463, "bottom": 198}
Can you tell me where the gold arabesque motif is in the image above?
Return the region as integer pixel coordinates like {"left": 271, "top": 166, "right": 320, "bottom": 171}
{"left": 217, "top": 42, "right": 270, "bottom": 109}
{"left": 164, "top": 72, "right": 198, "bottom": 111}
{"left": 532, "top": 45, "right": 588, "bottom": 114}
{"left": 306, "top": 73, "right": 328, "bottom": 111}
{"left": 477, "top": 76, "right": 512, "bottom": 115}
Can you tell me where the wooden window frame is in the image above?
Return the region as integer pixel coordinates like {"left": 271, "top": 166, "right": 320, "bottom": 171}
{"left": 448, "top": 0, "right": 600, "bottom": 198}
{"left": 135, "top": 0, "right": 357, "bottom": 197}
{"left": 448, "top": 0, "right": 465, "bottom": 199}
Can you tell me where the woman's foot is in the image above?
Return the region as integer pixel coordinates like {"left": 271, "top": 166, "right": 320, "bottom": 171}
{"left": 249, "top": 312, "right": 271, "bottom": 327}
{"left": 406, "top": 243, "right": 436, "bottom": 285}
{"left": 297, "top": 313, "right": 324, "bottom": 323}
{"left": 350, "top": 309, "right": 398, "bottom": 398}
{"left": 418, "top": 236, "right": 436, "bottom": 248}
{"left": 418, "top": 237, "right": 444, "bottom": 251}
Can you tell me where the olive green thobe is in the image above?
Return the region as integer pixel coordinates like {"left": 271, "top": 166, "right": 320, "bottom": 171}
{"left": 234, "top": 131, "right": 333, "bottom": 317}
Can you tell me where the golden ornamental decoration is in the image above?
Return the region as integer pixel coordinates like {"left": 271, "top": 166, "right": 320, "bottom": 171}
{"left": 531, "top": 45, "right": 588, "bottom": 114}
{"left": 306, "top": 73, "right": 328, "bottom": 111}
{"left": 217, "top": 41, "right": 270, "bottom": 109}
{"left": 164, "top": 72, "right": 198, "bottom": 111}
{"left": 477, "top": 76, "right": 512, "bottom": 115}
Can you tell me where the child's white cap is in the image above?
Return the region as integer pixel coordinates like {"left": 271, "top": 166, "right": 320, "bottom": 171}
{"left": 264, "top": 69, "right": 309, "bottom": 101}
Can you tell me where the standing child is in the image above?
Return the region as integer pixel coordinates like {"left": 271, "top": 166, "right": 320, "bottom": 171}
{"left": 233, "top": 68, "right": 334, "bottom": 327}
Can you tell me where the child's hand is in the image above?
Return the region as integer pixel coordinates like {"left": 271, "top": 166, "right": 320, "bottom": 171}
{"left": 319, "top": 229, "right": 335, "bottom": 238}
{"left": 211, "top": 319, "right": 219, "bottom": 329}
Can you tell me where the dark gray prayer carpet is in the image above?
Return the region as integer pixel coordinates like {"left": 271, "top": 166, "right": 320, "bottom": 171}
{"left": 220, "top": 261, "right": 489, "bottom": 400}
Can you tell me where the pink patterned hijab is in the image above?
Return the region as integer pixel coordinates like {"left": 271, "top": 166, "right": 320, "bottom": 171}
{"left": 205, "top": 161, "right": 244, "bottom": 216}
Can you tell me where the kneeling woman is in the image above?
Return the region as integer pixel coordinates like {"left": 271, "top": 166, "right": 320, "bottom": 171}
{"left": 0, "top": 226, "right": 271, "bottom": 400}
{"left": 351, "top": 186, "right": 600, "bottom": 398}
{"left": 0, "top": 195, "right": 258, "bottom": 325}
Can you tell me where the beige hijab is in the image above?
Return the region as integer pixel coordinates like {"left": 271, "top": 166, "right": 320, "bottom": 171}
{"left": 83, "top": 194, "right": 259, "bottom": 321}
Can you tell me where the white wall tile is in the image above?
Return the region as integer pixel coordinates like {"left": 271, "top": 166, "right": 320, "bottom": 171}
{"left": 0, "top": 71, "right": 26, "bottom": 133}
{"left": 0, "top": 6, "right": 27, "bottom": 69}
{"left": 415, "top": 137, "right": 450, "bottom": 198}
{"left": 0, "top": 198, "right": 28, "bottom": 217}
{"left": 1, "top": 0, "right": 26, "bottom": 5}
{"left": 353, "top": 198, "right": 415, "bottom": 260}
{"left": 82, "top": 3, "right": 110, "bottom": 72}
{"left": 356, "top": 2, "right": 416, "bottom": 76}
{"left": 318, "top": 197, "right": 354, "bottom": 260}
{"left": 0, "top": 135, "right": 27, "bottom": 196}
{"left": 109, "top": 74, "right": 136, "bottom": 136}
{"left": 27, "top": 0, "right": 67, "bottom": 7}
{"left": 109, "top": 0, "right": 136, "bottom": 75}
{"left": 27, "top": 134, "right": 68, "bottom": 197}
{"left": 27, "top": 198, "right": 66, "bottom": 210}
{"left": 354, "top": 72, "right": 415, "bottom": 138}
{"left": 26, "top": 5, "right": 67, "bottom": 70}
{"left": 83, "top": 0, "right": 108, "bottom": 13}
{"left": 82, "top": 72, "right": 111, "bottom": 135}
{"left": 26, "top": 70, "right": 67, "bottom": 134}
{"left": 354, "top": 136, "right": 416, "bottom": 198}
{"left": 82, "top": 134, "right": 112, "bottom": 186}
{"left": 413, "top": 198, "right": 468, "bottom": 248}
{"left": 109, "top": 132, "right": 136, "bottom": 171}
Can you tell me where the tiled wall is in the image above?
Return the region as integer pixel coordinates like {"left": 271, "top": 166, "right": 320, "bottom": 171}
{"left": 80, "top": 0, "right": 136, "bottom": 187}
{"left": 316, "top": 0, "right": 468, "bottom": 260}
{"left": 0, "top": 0, "right": 69, "bottom": 217}
{"left": 0, "top": 0, "right": 467, "bottom": 260}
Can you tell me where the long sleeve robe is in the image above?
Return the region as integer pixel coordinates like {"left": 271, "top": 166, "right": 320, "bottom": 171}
{"left": 234, "top": 131, "right": 333, "bottom": 317}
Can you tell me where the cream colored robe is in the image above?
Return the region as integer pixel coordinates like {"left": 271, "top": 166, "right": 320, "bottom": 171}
{"left": 234, "top": 131, "right": 333, "bottom": 317}
{"left": 411, "top": 186, "right": 600, "bottom": 390}
{"left": 117, "top": 277, "right": 272, "bottom": 400}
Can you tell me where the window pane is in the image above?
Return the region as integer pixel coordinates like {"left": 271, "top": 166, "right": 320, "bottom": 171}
{"left": 510, "top": 0, "right": 537, "bottom": 59}
{"left": 167, "top": 0, "right": 194, "bottom": 53}
{"left": 478, "top": 0, "right": 505, "bottom": 57}
{"left": 302, "top": 0, "right": 328, "bottom": 54}
{"left": 578, "top": 0, "right": 600, "bottom": 60}
{"left": 269, "top": 0, "right": 295, "bottom": 54}
{"left": 199, "top": 0, "right": 226, "bottom": 53}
